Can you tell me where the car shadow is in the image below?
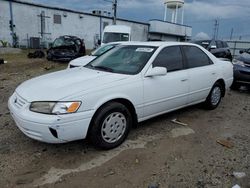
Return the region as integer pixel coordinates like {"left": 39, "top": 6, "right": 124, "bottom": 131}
{"left": 27, "top": 103, "right": 203, "bottom": 154}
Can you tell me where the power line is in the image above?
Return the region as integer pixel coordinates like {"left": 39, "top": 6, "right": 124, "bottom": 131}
{"left": 186, "top": 17, "right": 250, "bottom": 24}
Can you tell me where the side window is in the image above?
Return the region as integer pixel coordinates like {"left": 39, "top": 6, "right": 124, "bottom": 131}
{"left": 183, "top": 46, "right": 211, "bottom": 68}
{"left": 216, "top": 41, "right": 223, "bottom": 48}
{"left": 153, "top": 46, "right": 183, "bottom": 72}
{"left": 223, "top": 41, "right": 228, "bottom": 48}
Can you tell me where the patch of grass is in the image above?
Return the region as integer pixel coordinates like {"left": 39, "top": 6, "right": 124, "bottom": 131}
{"left": 1, "top": 50, "right": 29, "bottom": 62}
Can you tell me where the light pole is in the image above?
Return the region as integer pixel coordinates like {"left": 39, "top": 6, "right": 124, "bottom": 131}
{"left": 113, "top": 0, "right": 117, "bottom": 25}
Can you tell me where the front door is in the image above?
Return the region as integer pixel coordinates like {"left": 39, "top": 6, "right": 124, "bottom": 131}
{"left": 143, "top": 46, "right": 189, "bottom": 118}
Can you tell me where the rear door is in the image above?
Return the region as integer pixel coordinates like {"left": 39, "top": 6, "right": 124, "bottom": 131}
{"left": 182, "top": 45, "right": 218, "bottom": 104}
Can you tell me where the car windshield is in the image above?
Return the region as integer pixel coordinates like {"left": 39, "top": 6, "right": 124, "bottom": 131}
{"left": 91, "top": 44, "right": 118, "bottom": 56}
{"left": 52, "top": 37, "right": 75, "bottom": 48}
{"left": 194, "top": 40, "right": 211, "bottom": 49}
{"left": 103, "top": 33, "right": 129, "bottom": 43}
{"left": 85, "top": 45, "right": 157, "bottom": 75}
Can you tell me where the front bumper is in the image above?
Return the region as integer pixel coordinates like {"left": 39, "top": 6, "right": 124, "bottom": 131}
{"left": 233, "top": 65, "right": 250, "bottom": 84}
{"left": 8, "top": 93, "right": 94, "bottom": 143}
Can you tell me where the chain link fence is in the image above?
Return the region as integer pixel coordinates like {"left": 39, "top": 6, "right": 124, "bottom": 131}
{"left": 226, "top": 40, "right": 250, "bottom": 57}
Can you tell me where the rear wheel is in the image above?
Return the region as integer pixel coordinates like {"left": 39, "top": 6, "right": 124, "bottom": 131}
{"left": 89, "top": 102, "right": 132, "bottom": 149}
{"left": 204, "top": 82, "right": 223, "bottom": 110}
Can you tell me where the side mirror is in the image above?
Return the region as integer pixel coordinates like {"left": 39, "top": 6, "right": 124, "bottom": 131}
{"left": 145, "top": 67, "right": 167, "bottom": 77}
{"left": 239, "top": 50, "right": 243, "bottom": 54}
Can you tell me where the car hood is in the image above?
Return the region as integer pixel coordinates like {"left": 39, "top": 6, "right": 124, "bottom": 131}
{"left": 237, "top": 53, "right": 250, "bottom": 65}
{"left": 16, "top": 68, "right": 130, "bottom": 102}
{"left": 69, "top": 55, "right": 96, "bottom": 67}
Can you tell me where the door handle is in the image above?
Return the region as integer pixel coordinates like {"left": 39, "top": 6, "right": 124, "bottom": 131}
{"left": 181, "top": 79, "right": 188, "bottom": 82}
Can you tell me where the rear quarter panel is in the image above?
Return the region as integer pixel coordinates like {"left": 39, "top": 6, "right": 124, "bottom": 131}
{"left": 215, "top": 59, "right": 234, "bottom": 89}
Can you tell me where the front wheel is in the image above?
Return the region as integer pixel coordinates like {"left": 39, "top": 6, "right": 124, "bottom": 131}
{"left": 204, "top": 83, "right": 223, "bottom": 110}
{"left": 89, "top": 102, "right": 132, "bottom": 149}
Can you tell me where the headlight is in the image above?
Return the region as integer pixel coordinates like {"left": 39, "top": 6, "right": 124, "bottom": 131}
{"left": 30, "top": 101, "right": 81, "bottom": 114}
{"left": 232, "top": 59, "right": 245, "bottom": 67}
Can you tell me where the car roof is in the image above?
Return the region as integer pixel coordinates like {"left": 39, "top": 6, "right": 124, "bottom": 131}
{"left": 118, "top": 41, "right": 200, "bottom": 48}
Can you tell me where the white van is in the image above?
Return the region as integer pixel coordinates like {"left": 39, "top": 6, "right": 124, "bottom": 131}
{"left": 102, "top": 25, "right": 131, "bottom": 45}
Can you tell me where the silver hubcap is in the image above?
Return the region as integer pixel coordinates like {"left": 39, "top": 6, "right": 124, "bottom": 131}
{"left": 101, "top": 112, "right": 127, "bottom": 143}
{"left": 211, "top": 86, "right": 221, "bottom": 106}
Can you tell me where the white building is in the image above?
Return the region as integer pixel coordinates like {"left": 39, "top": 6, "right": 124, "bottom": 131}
{"left": 0, "top": 0, "right": 192, "bottom": 49}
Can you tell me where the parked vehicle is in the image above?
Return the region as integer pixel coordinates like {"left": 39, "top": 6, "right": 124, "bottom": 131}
{"left": 102, "top": 25, "right": 131, "bottom": 45}
{"left": 47, "top": 35, "right": 86, "bottom": 62}
{"left": 8, "top": 42, "right": 233, "bottom": 149}
{"left": 239, "top": 48, "right": 250, "bottom": 54}
{"left": 231, "top": 51, "right": 250, "bottom": 89}
{"left": 192, "top": 40, "right": 232, "bottom": 61}
{"left": 68, "top": 42, "right": 121, "bottom": 69}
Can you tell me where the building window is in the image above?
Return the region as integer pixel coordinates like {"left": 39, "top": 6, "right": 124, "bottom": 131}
{"left": 53, "top": 14, "right": 61, "bottom": 24}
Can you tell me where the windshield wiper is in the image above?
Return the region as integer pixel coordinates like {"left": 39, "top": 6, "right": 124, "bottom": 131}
{"left": 92, "top": 65, "right": 114, "bottom": 72}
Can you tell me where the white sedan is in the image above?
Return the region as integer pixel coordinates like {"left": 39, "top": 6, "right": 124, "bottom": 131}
{"left": 8, "top": 42, "right": 233, "bottom": 149}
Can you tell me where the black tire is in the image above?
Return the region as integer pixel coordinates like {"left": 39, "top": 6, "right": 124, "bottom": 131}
{"left": 89, "top": 102, "right": 132, "bottom": 150}
{"left": 204, "top": 82, "right": 223, "bottom": 110}
{"left": 230, "top": 81, "right": 240, "bottom": 90}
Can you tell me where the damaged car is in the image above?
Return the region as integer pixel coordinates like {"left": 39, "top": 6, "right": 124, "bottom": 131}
{"left": 47, "top": 35, "right": 86, "bottom": 62}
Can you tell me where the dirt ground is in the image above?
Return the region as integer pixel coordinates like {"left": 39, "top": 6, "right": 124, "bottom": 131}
{"left": 0, "top": 50, "right": 249, "bottom": 188}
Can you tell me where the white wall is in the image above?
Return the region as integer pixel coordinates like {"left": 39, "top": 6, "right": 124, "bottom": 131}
{"left": 149, "top": 20, "right": 192, "bottom": 37}
{"left": 0, "top": 1, "right": 149, "bottom": 49}
{"left": 116, "top": 20, "right": 149, "bottom": 42}
{"left": 0, "top": 1, "right": 12, "bottom": 44}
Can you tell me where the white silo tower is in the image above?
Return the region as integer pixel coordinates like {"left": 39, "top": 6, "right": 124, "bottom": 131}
{"left": 164, "top": 0, "right": 184, "bottom": 24}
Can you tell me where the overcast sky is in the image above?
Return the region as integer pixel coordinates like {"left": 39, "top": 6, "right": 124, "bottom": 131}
{"left": 34, "top": 0, "right": 250, "bottom": 40}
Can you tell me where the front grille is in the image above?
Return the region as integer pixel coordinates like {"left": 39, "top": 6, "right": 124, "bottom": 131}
{"left": 13, "top": 93, "right": 27, "bottom": 109}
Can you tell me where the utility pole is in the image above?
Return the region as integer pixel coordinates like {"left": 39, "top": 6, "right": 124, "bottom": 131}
{"left": 104, "top": 0, "right": 117, "bottom": 25}
{"left": 37, "top": 11, "right": 50, "bottom": 48}
{"left": 213, "top": 19, "right": 219, "bottom": 40}
{"left": 112, "top": 0, "right": 117, "bottom": 25}
{"left": 8, "top": 1, "right": 15, "bottom": 47}
{"left": 230, "top": 28, "right": 234, "bottom": 40}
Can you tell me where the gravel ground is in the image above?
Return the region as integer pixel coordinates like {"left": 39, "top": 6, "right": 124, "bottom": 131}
{"left": 0, "top": 51, "right": 249, "bottom": 188}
